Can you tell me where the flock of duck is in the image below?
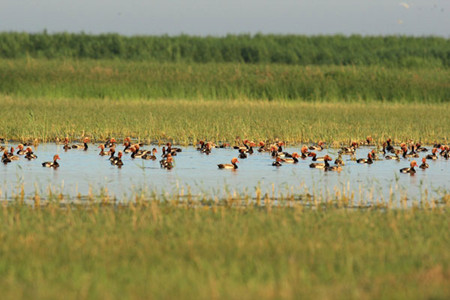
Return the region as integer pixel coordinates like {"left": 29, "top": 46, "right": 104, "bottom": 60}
{"left": 1, "top": 137, "right": 449, "bottom": 175}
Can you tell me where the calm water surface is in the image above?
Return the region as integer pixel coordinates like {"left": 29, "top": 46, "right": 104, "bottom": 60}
{"left": 1, "top": 143, "right": 448, "bottom": 203}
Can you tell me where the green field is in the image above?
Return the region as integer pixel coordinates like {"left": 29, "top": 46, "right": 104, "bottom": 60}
{"left": 0, "top": 59, "right": 448, "bottom": 102}
{"left": 0, "top": 97, "right": 448, "bottom": 145}
{"left": 0, "top": 202, "right": 448, "bottom": 300}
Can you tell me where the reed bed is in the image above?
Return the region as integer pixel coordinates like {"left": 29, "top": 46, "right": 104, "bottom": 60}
{"left": 0, "top": 193, "right": 448, "bottom": 300}
{"left": 1, "top": 33, "right": 448, "bottom": 67}
{"left": 0, "top": 59, "right": 448, "bottom": 102}
{"left": 0, "top": 97, "right": 448, "bottom": 145}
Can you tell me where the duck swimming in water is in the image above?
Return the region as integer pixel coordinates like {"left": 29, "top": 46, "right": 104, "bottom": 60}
{"left": 8, "top": 147, "right": 19, "bottom": 161}
{"left": 142, "top": 148, "right": 158, "bottom": 160}
{"left": 16, "top": 144, "right": 26, "bottom": 155}
{"left": 218, "top": 157, "right": 239, "bottom": 170}
{"left": 160, "top": 154, "right": 174, "bottom": 170}
{"left": 400, "top": 160, "right": 418, "bottom": 174}
{"left": 309, "top": 155, "right": 332, "bottom": 169}
{"left": 72, "top": 137, "right": 89, "bottom": 151}
{"left": 2, "top": 151, "right": 11, "bottom": 164}
{"left": 272, "top": 156, "right": 283, "bottom": 167}
{"left": 281, "top": 152, "right": 300, "bottom": 164}
{"left": 309, "top": 141, "right": 324, "bottom": 151}
{"left": 111, "top": 151, "right": 124, "bottom": 167}
{"left": 425, "top": 148, "right": 438, "bottom": 160}
{"left": 357, "top": 153, "right": 373, "bottom": 164}
{"left": 25, "top": 147, "right": 37, "bottom": 160}
{"left": 42, "top": 154, "right": 60, "bottom": 168}
{"left": 419, "top": 158, "right": 429, "bottom": 169}
{"left": 98, "top": 144, "right": 108, "bottom": 156}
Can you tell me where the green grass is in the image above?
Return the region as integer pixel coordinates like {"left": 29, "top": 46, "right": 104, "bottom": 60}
{"left": 1, "top": 33, "right": 449, "bottom": 67}
{"left": 0, "top": 59, "right": 449, "bottom": 102}
{"left": 0, "top": 201, "right": 448, "bottom": 300}
{"left": 0, "top": 97, "right": 448, "bottom": 145}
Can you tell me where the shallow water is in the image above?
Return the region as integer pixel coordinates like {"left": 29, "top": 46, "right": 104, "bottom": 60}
{"left": 0, "top": 143, "right": 449, "bottom": 204}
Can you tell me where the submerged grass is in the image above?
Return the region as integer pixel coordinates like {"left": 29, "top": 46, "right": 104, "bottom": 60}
{"left": 0, "top": 199, "right": 449, "bottom": 300}
{"left": 0, "top": 59, "right": 449, "bottom": 102}
{"left": 0, "top": 97, "right": 448, "bottom": 145}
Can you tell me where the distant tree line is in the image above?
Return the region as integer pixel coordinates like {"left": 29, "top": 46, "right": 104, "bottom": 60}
{"left": 0, "top": 32, "right": 448, "bottom": 67}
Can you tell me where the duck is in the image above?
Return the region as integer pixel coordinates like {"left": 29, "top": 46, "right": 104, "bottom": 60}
{"left": 104, "top": 138, "right": 117, "bottom": 148}
{"left": 439, "top": 146, "right": 449, "bottom": 158}
{"left": 197, "top": 140, "right": 206, "bottom": 151}
{"left": 166, "top": 142, "right": 182, "bottom": 153}
{"left": 72, "top": 137, "right": 89, "bottom": 150}
{"left": 111, "top": 151, "right": 124, "bottom": 167}
{"left": 98, "top": 144, "right": 108, "bottom": 156}
{"left": 385, "top": 153, "right": 400, "bottom": 160}
{"left": 272, "top": 156, "right": 283, "bottom": 167}
{"left": 257, "top": 141, "right": 269, "bottom": 152}
{"left": 334, "top": 154, "right": 345, "bottom": 166}
{"left": 218, "top": 157, "right": 239, "bottom": 170}
{"left": 42, "top": 154, "right": 60, "bottom": 168}
{"left": 385, "top": 138, "right": 395, "bottom": 153}
{"left": 442, "top": 146, "right": 449, "bottom": 159}
{"left": 419, "top": 158, "right": 429, "bottom": 169}
{"left": 325, "top": 164, "right": 343, "bottom": 172}
{"left": 308, "top": 152, "right": 326, "bottom": 161}
{"left": 400, "top": 160, "right": 418, "bottom": 174}
{"left": 415, "top": 143, "right": 428, "bottom": 152}
{"left": 25, "top": 147, "right": 38, "bottom": 160}
{"left": 357, "top": 153, "right": 373, "bottom": 164}
{"left": 165, "top": 143, "right": 179, "bottom": 156}
{"left": 246, "top": 142, "right": 256, "bottom": 155}
{"left": 63, "top": 137, "right": 71, "bottom": 151}
{"left": 201, "top": 143, "right": 212, "bottom": 155}
{"left": 276, "top": 141, "right": 285, "bottom": 153}
{"left": 365, "top": 136, "right": 374, "bottom": 146}
{"left": 309, "top": 141, "right": 324, "bottom": 151}
{"left": 160, "top": 154, "right": 174, "bottom": 170}
{"left": 425, "top": 148, "right": 438, "bottom": 160}
{"left": 131, "top": 145, "right": 145, "bottom": 159}
{"left": 2, "top": 151, "right": 11, "bottom": 164}
{"left": 309, "top": 155, "right": 332, "bottom": 169}
{"left": 16, "top": 144, "right": 27, "bottom": 155}
{"left": 234, "top": 139, "right": 250, "bottom": 151}
{"left": 270, "top": 146, "right": 280, "bottom": 158}
{"left": 7, "top": 147, "right": 19, "bottom": 160}
{"left": 281, "top": 152, "right": 300, "bottom": 164}
{"left": 300, "top": 146, "right": 310, "bottom": 159}
{"left": 108, "top": 147, "right": 116, "bottom": 161}
{"left": 370, "top": 149, "right": 383, "bottom": 161}
{"left": 339, "top": 142, "right": 358, "bottom": 155}
{"left": 142, "top": 148, "right": 158, "bottom": 160}
{"left": 238, "top": 149, "right": 248, "bottom": 159}
{"left": 123, "top": 141, "right": 132, "bottom": 153}
{"left": 405, "top": 144, "right": 419, "bottom": 158}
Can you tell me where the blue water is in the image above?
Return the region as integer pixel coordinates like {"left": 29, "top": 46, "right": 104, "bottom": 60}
{"left": 0, "top": 143, "right": 448, "bottom": 204}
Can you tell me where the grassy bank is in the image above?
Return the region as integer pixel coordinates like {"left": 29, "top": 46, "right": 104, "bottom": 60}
{"left": 0, "top": 59, "right": 449, "bottom": 102}
{"left": 0, "top": 202, "right": 448, "bottom": 300}
{"left": 0, "top": 97, "right": 448, "bottom": 144}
